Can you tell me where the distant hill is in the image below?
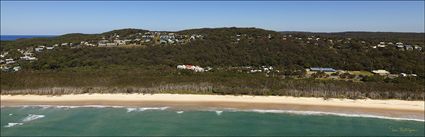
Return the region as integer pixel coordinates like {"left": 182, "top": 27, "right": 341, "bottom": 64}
{"left": 179, "top": 27, "right": 279, "bottom": 36}
{"left": 101, "top": 28, "right": 149, "bottom": 38}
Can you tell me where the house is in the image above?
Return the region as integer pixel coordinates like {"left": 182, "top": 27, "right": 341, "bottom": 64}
{"left": 372, "top": 70, "right": 390, "bottom": 75}
{"left": 13, "top": 66, "right": 21, "bottom": 72}
{"left": 396, "top": 44, "right": 405, "bottom": 50}
{"left": 177, "top": 64, "right": 205, "bottom": 72}
{"left": 5, "top": 58, "right": 16, "bottom": 64}
{"left": 377, "top": 44, "right": 386, "bottom": 48}
{"left": 0, "top": 52, "right": 8, "bottom": 58}
{"left": 98, "top": 43, "right": 107, "bottom": 46}
{"left": 114, "top": 40, "right": 126, "bottom": 45}
{"left": 46, "top": 47, "right": 54, "bottom": 50}
{"left": 61, "top": 43, "right": 69, "bottom": 46}
{"left": 261, "top": 66, "right": 273, "bottom": 73}
{"left": 377, "top": 42, "right": 386, "bottom": 48}
{"left": 405, "top": 45, "right": 413, "bottom": 50}
{"left": 401, "top": 73, "right": 417, "bottom": 77}
{"left": 189, "top": 35, "right": 196, "bottom": 40}
{"left": 20, "top": 56, "right": 37, "bottom": 61}
{"left": 309, "top": 67, "right": 336, "bottom": 72}
{"left": 159, "top": 39, "right": 167, "bottom": 44}
{"left": 1, "top": 65, "right": 10, "bottom": 71}
{"left": 35, "top": 47, "right": 44, "bottom": 52}
{"left": 250, "top": 69, "right": 262, "bottom": 73}
{"left": 167, "top": 39, "right": 175, "bottom": 44}
{"left": 414, "top": 45, "right": 422, "bottom": 51}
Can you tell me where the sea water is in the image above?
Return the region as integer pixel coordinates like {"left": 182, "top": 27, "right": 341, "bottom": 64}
{"left": 0, "top": 35, "right": 56, "bottom": 41}
{"left": 1, "top": 106, "right": 424, "bottom": 136}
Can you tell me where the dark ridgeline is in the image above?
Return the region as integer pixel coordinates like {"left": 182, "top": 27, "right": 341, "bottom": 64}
{"left": 1, "top": 27, "right": 424, "bottom": 100}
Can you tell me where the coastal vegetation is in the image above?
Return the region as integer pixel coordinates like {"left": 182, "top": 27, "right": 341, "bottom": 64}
{"left": 1, "top": 66, "right": 424, "bottom": 100}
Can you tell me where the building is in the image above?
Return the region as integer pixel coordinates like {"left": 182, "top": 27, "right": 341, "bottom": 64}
{"left": 5, "top": 58, "right": 16, "bottom": 64}
{"left": 309, "top": 67, "right": 336, "bottom": 72}
{"left": 377, "top": 43, "right": 386, "bottom": 48}
{"left": 13, "top": 66, "right": 21, "bottom": 72}
{"left": 372, "top": 70, "right": 390, "bottom": 75}
{"left": 35, "top": 47, "right": 44, "bottom": 52}
{"left": 405, "top": 45, "right": 414, "bottom": 50}
{"left": 414, "top": 45, "right": 422, "bottom": 51}
{"left": 20, "top": 56, "right": 37, "bottom": 61}
{"left": 177, "top": 64, "right": 205, "bottom": 72}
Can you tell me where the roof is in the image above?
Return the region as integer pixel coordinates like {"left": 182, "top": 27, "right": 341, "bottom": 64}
{"left": 372, "top": 70, "right": 390, "bottom": 74}
{"left": 310, "top": 67, "right": 336, "bottom": 72}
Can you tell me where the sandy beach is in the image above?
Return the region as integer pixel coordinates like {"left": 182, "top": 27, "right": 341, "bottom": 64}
{"left": 1, "top": 94, "right": 424, "bottom": 120}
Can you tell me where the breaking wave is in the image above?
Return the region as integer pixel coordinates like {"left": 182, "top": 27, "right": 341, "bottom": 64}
{"left": 22, "top": 114, "right": 45, "bottom": 122}
{"left": 126, "top": 107, "right": 169, "bottom": 112}
{"left": 2, "top": 105, "right": 423, "bottom": 122}
{"left": 4, "top": 123, "right": 23, "bottom": 128}
{"left": 215, "top": 111, "right": 223, "bottom": 116}
{"left": 4, "top": 114, "right": 45, "bottom": 128}
{"left": 236, "top": 109, "right": 425, "bottom": 122}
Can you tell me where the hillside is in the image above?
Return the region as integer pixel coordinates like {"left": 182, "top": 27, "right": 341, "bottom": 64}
{"left": 1, "top": 27, "right": 424, "bottom": 100}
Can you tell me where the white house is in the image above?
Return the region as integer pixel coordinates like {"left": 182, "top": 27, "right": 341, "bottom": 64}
{"left": 0, "top": 52, "right": 8, "bottom": 58}
{"left": 13, "top": 66, "right": 21, "bottom": 72}
{"left": 20, "top": 56, "right": 37, "bottom": 61}
{"left": 405, "top": 45, "right": 413, "bottom": 50}
{"left": 372, "top": 70, "right": 390, "bottom": 75}
{"left": 35, "top": 47, "right": 44, "bottom": 52}
{"left": 177, "top": 65, "right": 205, "bottom": 72}
{"left": 377, "top": 43, "right": 386, "bottom": 48}
{"left": 5, "top": 59, "right": 16, "bottom": 64}
{"left": 414, "top": 45, "right": 422, "bottom": 51}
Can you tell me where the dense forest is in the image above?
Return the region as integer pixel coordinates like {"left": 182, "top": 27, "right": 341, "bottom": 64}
{"left": 1, "top": 28, "right": 424, "bottom": 100}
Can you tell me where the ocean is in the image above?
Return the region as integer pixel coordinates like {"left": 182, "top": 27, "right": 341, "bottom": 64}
{"left": 1, "top": 106, "right": 424, "bottom": 136}
{"left": 0, "top": 35, "right": 56, "bottom": 41}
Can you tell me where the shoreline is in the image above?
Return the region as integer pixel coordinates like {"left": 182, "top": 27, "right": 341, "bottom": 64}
{"left": 1, "top": 94, "right": 424, "bottom": 121}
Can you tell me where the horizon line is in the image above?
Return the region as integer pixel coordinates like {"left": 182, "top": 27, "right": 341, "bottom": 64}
{"left": 2, "top": 27, "right": 425, "bottom": 36}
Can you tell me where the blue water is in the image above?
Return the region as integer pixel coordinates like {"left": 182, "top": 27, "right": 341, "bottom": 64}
{"left": 1, "top": 35, "right": 56, "bottom": 41}
{"left": 1, "top": 106, "right": 424, "bottom": 136}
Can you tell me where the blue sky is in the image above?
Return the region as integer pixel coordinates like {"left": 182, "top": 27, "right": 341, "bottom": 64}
{"left": 1, "top": 1, "right": 424, "bottom": 35}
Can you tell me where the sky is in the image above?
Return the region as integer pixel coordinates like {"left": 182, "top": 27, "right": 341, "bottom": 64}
{"left": 1, "top": 1, "right": 424, "bottom": 35}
